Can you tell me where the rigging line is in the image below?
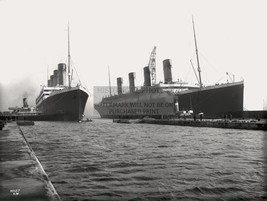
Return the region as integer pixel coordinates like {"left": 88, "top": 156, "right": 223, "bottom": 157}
{"left": 108, "top": 65, "right": 112, "bottom": 96}
{"left": 68, "top": 22, "right": 71, "bottom": 88}
{"left": 83, "top": 86, "right": 103, "bottom": 102}
{"left": 190, "top": 59, "right": 200, "bottom": 84}
{"left": 198, "top": 50, "right": 222, "bottom": 75}
{"left": 184, "top": 65, "right": 191, "bottom": 81}
{"left": 192, "top": 52, "right": 212, "bottom": 85}
{"left": 215, "top": 77, "right": 223, "bottom": 84}
{"left": 201, "top": 65, "right": 210, "bottom": 85}
{"left": 70, "top": 59, "right": 82, "bottom": 85}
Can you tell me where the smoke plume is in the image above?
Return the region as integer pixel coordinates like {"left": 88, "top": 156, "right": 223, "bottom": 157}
{"left": 0, "top": 78, "right": 39, "bottom": 111}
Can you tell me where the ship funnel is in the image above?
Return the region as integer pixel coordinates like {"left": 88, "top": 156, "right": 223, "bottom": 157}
{"left": 163, "top": 59, "right": 173, "bottom": 84}
{"left": 143, "top": 66, "right": 151, "bottom": 87}
{"left": 23, "top": 98, "right": 29, "bottom": 108}
{"left": 50, "top": 75, "right": 54, "bottom": 87}
{"left": 117, "top": 77, "right": 123, "bottom": 95}
{"left": 53, "top": 70, "right": 58, "bottom": 86}
{"left": 58, "top": 63, "right": 66, "bottom": 86}
{"left": 128, "top": 72, "right": 136, "bottom": 93}
{"left": 47, "top": 79, "right": 51, "bottom": 87}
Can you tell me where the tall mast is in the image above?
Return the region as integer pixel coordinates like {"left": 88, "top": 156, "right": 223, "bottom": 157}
{"left": 108, "top": 65, "right": 112, "bottom": 96}
{"left": 68, "top": 23, "right": 71, "bottom": 88}
{"left": 190, "top": 59, "right": 200, "bottom": 84}
{"left": 192, "top": 17, "right": 203, "bottom": 88}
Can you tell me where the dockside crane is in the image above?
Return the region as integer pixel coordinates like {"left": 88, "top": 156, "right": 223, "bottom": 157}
{"left": 148, "top": 46, "right": 157, "bottom": 86}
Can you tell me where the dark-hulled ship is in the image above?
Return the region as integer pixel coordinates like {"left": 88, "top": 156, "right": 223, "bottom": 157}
{"left": 35, "top": 26, "right": 88, "bottom": 121}
{"left": 94, "top": 19, "right": 244, "bottom": 119}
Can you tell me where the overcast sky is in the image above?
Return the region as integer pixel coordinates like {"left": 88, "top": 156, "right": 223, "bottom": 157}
{"left": 0, "top": 0, "right": 266, "bottom": 115}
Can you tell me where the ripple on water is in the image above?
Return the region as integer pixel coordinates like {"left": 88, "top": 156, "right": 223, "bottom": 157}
{"left": 20, "top": 120, "right": 266, "bottom": 201}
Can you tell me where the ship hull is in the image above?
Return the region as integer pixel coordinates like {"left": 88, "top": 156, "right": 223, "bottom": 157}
{"left": 94, "top": 82, "right": 244, "bottom": 119}
{"left": 36, "top": 86, "right": 88, "bottom": 121}
{"left": 177, "top": 82, "right": 244, "bottom": 118}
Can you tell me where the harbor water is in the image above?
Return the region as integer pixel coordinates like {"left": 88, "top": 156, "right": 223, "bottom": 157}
{"left": 20, "top": 119, "right": 266, "bottom": 201}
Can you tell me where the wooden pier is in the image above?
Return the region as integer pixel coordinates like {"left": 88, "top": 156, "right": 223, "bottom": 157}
{"left": 113, "top": 118, "right": 267, "bottom": 131}
{"left": 0, "top": 122, "right": 61, "bottom": 201}
{"left": 141, "top": 119, "right": 267, "bottom": 131}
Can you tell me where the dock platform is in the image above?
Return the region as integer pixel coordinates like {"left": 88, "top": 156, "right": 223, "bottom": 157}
{"left": 141, "top": 118, "right": 267, "bottom": 130}
{"left": 113, "top": 118, "right": 267, "bottom": 131}
{"left": 0, "top": 122, "right": 61, "bottom": 201}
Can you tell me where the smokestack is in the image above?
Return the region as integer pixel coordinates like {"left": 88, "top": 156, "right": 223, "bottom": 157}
{"left": 58, "top": 63, "right": 66, "bottom": 86}
{"left": 129, "top": 72, "right": 136, "bottom": 93}
{"left": 50, "top": 75, "right": 54, "bottom": 87}
{"left": 117, "top": 77, "right": 123, "bottom": 95}
{"left": 53, "top": 70, "right": 58, "bottom": 86}
{"left": 47, "top": 79, "right": 51, "bottom": 87}
{"left": 163, "top": 59, "right": 173, "bottom": 84}
{"left": 23, "top": 98, "right": 29, "bottom": 108}
{"left": 143, "top": 66, "right": 151, "bottom": 87}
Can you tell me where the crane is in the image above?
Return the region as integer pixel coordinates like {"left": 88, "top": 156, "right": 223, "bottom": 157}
{"left": 148, "top": 46, "right": 157, "bottom": 86}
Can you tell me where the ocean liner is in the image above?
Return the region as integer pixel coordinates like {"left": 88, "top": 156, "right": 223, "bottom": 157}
{"left": 94, "top": 19, "right": 244, "bottom": 119}
{"left": 35, "top": 25, "right": 88, "bottom": 121}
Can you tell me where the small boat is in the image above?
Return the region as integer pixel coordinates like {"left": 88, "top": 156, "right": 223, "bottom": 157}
{"left": 79, "top": 118, "right": 93, "bottom": 123}
{"left": 113, "top": 119, "right": 143, "bottom": 124}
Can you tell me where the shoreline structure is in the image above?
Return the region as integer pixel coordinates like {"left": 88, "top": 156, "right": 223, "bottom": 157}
{"left": 0, "top": 122, "right": 61, "bottom": 201}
